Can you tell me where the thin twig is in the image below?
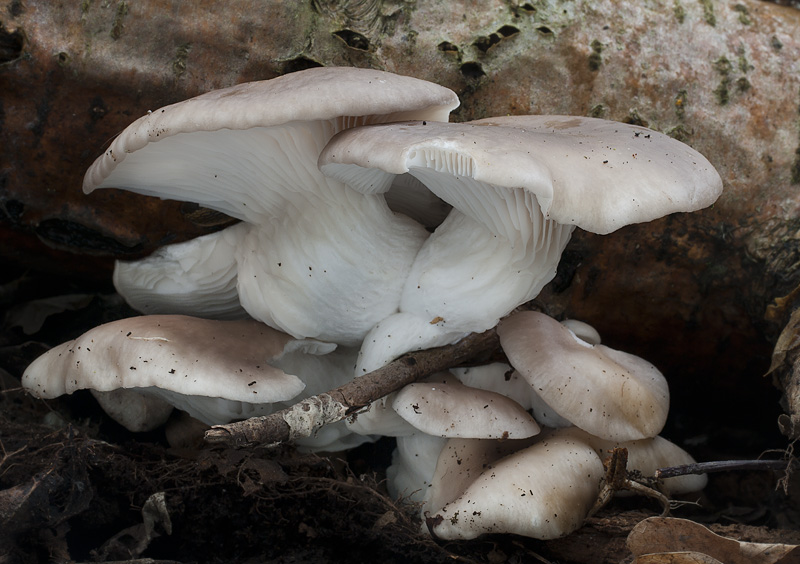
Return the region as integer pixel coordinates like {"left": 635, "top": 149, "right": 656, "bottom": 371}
{"left": 205, "top": 329, "right": 500, "bottom": 448}
{"left": 655, "top": 459, "right": 790, "bottom": 479}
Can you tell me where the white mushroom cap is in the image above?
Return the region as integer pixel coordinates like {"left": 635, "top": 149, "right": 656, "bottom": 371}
{"left": 354, "top": 312, "right": 470, "bottom": 375}
{"left": 428, "top": 430, "right": 604, "bottom": 540}
{"left": 498, "top": 311, "right": 670, "bottom": 441}
{"left": 345, "top": 392, "right": 418, "bottom": 437}
{"left": 450, "top": 363, "right": 530, "bottom": 407}
{"left": 321, "top": 115, "right": 721, "bottom": 369}
{"left": 320, "top": 115, "right": 723, "bottom": 235}
{"left": 113, "top": 222, "right": 249, "bottom": 320}
{"left": 560, "top": 318, "right": 602, "bottom": 346}
{"left": 424, "top": 437, "right": 538, "bottom": 516}
{"left": 86, "top": 68, "right": 459, "bottom": 346}
{"left": 21, "top": 315, "right": 330, "bottom": 431}
{"left": 392, "top": 378, "right": 540, "bottom": 440}
{"left": 346, "top": 369, "right": 540, "bottom": 439}
{"left": 84, "top": 67, "right": 460, "bottom": 216}
{"left": 22, "top": 315, "right": 311, "bottom": 401}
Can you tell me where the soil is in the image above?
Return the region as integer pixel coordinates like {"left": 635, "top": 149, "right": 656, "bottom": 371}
{"left": 1, "top": 270, "right": 799, "bottom": 564}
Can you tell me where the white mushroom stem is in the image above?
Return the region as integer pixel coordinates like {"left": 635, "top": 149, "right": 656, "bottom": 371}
{"left": 397, "top": 176, "right": 574, "bottom": 331}
{"left": 387, "top": 433, "right": 448, "bottom": 503}
{"left": 353, "top": 196, "right": 572, "bottom": 373}
{"left": 234, "top": 197, "right": 427, "bottom": 345}
{"left": 90, "top": 389, "right": 174, "bottom": 432}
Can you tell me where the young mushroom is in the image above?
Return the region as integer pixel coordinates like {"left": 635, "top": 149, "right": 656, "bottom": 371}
{"left": 85, "top": 67, "right": 459, "bottom": 346}
{"left": 427, "top": 429, "right": 605, "bottom": 540}
{"left": 392, "top": 375, "right": 540, "bottom": 440}
{"left": 369, "top": 372, "right": 541, "bottom": 502}
{"left": 318, "top": 115, "right": 723, "bottom": 371}
{"left": 498, "top": 310, "right": 670, "bottom": 441}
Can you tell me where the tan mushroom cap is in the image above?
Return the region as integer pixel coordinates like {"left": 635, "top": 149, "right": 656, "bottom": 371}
{"left": 425, "top": 437, "right": 538, "bottom": 516}
{"left": 498, "top": 311, "right": 670, "bottom": 441}
{"left": 319, "top": 115, "right": 723, "bottom": 235}
{"left": 429, "top": 431, "right": 604, "bottom": 540}
{"left": 556, "top": 427, "right": 708, "bottom": 495}
{"left": 21, "top": 315, "right": 308, "bottom": 403}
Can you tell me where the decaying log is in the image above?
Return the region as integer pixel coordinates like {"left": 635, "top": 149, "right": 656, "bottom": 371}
{"left": 2, "top": 0, "right": 800, "bottom": 422}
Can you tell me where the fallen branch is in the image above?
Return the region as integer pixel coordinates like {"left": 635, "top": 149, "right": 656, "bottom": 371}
{"left": 204, "top": 329, "right": 500, "bottom": 448}
{"left": 655, "top": 459, "right": 790, "bottom": 479}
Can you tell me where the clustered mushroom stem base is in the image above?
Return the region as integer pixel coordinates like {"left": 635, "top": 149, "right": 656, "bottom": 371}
{"left": 204, "top": 329, "right": 500, "bottom": 447}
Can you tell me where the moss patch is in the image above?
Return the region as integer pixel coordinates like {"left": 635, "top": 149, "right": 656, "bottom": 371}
{"left": 588, "top": 39, "right": 603, "bottom": 71}
{"left": 673, "top": 0, "right": 686, "bottom": 23}
{"left": 109, "top": 1, "right": 128, "bottom": 40}
{"left": 172, "top": 43, "right": 192, "bottom": 78}
{"left": 700, "top": 0, "right": 716, "bottom": 26}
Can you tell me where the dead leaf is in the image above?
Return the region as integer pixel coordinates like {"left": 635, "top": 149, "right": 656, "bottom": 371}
{"left": 628, "top": 517, "right": 800, "bottom": 564}
{"left": 5, "top": 294, "right": 94, "bottom": 334}
{"left": 767, "top": 307, "right": 800, "bottom": 440}
{"left": 633, "top": 552, "right": 723, "bottom": 564}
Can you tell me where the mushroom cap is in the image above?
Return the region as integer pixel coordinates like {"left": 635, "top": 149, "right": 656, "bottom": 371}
{"left": 549, "top": 426, "right": 708, "bottom": 496}
{"left": 319, "top": 115, "right": 723, "bottom": 235}
{"left": 429, "top": 431, "right": 604, "bottom": 540}
{"left": 84, "top": 67, "right": 459, "bottom": 222}
{"left": 21, "top": 315, "right": 314, "bottom": 404}
{"left": 450, "top": 363, "right": 531, "bottom": 407}
{"left": 497, "top": 311, "right": 670, "bottom": 441}
{"left": 425, "top": 437, "right": 538, "bottom": 516}
{"left": 560, "top": 318, "right": 602, "bottom": 346}
{"left": 392, "top": 378, "right": 540, "bottom": 439}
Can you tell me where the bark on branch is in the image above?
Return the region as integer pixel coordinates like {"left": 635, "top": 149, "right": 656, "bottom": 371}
{"left": 204, "top": 329, "right": 500, "bottom": 447}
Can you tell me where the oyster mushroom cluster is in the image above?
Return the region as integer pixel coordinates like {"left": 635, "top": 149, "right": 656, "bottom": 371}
{"left": 22, "top": 67, "right": 722, "bottom": 539}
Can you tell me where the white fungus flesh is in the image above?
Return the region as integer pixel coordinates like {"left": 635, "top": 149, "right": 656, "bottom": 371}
{"left": 320, "top": 115, "right": 723, "bottom": 370}
{"left": 387, "top": 433, "right": 447, "bottom": 503}
{"left": 113, "top": 222, "right": 249, "bottom": 320}
{"left": 86, "top": 68, "right": 459, "bottom": 346}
